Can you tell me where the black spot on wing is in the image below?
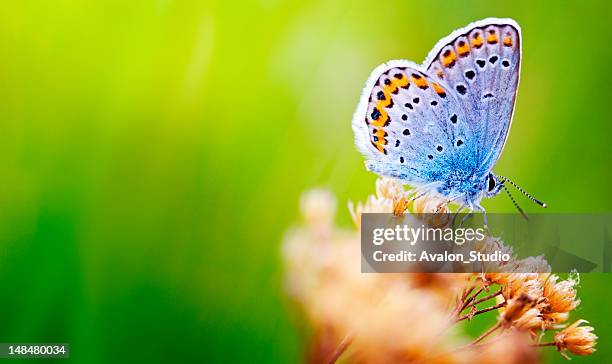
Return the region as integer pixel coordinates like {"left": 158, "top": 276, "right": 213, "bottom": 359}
{"left": 456, "top": 84, "right": 467, "bottom": 95}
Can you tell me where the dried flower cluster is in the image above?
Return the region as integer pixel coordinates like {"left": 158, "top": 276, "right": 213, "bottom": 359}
{"left": 282, "top": 178, "right": 597, "bottom": 363}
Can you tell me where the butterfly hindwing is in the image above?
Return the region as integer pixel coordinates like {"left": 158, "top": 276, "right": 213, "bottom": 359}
{"left": 352, "top": 60, "right": 474, "bottom": 184}
{"left": 426, "top": 19, "right": 521, "bottom": 175}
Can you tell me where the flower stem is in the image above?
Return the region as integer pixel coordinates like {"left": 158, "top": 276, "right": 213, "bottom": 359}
{"left": 463, "top": 288, "right": 503, "bottom": 310}
{"left": 472, "top": 322, "right": 502, "bottom": 345}
{"left": 531, "top": 342, "right": 556, "bottom": 348}
{"left": 461, "top": 285, "right": 476, "bottom": 302}
{"left": 456, "top": 302, "right": 505, "bottom": 323}
{"left": 460, "top": 286, "right": 484, "bottom": 312}
{"left": 327, "top": 334, "right": 352, "bottom": 364}
{"left": 453, "top": 283, "right": 478, "bottom": 317}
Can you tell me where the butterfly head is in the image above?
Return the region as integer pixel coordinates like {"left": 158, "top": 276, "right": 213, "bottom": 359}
{"left": 484, "top": 173, "right": 503, "bottom": 198}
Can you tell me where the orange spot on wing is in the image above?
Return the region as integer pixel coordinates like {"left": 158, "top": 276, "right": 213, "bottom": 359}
{"left": 442, "top": 50, "right": 457, "bottom": 67}
{"left": 372, "top": 128, "right": 388, "bottom": 153}
{"left": 487, "top": 33, "right": 498, "bottom": 44}
{"left": 382, "top": 75, "right": 410, "bottom": 95}
{"left": 378, "top": 90, "right": 392, "bottom": 108}
{"left": 412, "top": 76, "right": 428, "bottom": 89}
{"left": 457, "top": 42, "right": 470, "bottom": 57}
{"left": 383, "top": 83, "right": 397, "bottom": 96}
{"left": 432, "top": 83, "right": 445, "bottom": 95}
{"left": 503, "top": 36, "right": 513, "bottom": 47}
{"left": 371, "top": 107, "right": 388, "bottom": 127}
{"left": 471, "top": 34, "right": 483, "bottom": 48}
{"left": 395, "top": 74, "right": 409, "bottom": 88}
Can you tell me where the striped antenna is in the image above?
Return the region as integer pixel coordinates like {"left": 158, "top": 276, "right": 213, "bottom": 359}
{"left": 503, "top": 185, "right": 528, "bottom": 221}
{"left": 498, "top": 175, "right": 547, "bottom": 208}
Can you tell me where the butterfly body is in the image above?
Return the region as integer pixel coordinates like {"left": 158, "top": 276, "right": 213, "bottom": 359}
{"left": 353, "top": 18, "right": 522, "bottom": 211}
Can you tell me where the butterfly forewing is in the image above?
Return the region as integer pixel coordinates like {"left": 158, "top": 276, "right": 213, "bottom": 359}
{"left": 426, "top": 21, "right": 521, "bottom": 175}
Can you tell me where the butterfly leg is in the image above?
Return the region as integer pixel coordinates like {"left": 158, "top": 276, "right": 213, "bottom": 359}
{"left": 460, "top": 202, "right": 474, "bottom": 226}
{"left": 409, "top": 191, "right": 427, "bottom": 203}
{"left": 474, "top": 203, "right": 489, "bottom": 231}
{"left": 447, "top": 203, "right": 463, "bottom": 227}
{"left": 435, "top": 194, "right": 466, "bottom": 214}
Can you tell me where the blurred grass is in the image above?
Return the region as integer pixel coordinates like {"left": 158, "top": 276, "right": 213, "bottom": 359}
{"left": 0, "top": 0, "right": 610, "bottom": 362}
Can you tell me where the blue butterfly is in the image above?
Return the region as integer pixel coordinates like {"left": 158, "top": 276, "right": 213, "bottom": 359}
{"left": 352, "top": 18, "right": 545, "bottom": 222}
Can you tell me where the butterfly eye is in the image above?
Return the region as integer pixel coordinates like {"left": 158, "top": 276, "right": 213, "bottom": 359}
{"left": 488, "top": 175, "right": 496, "bottom": 192}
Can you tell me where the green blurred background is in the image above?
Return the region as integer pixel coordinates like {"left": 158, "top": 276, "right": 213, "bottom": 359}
{"left": 0, "top": 0, "right": 610, "bottom": 362}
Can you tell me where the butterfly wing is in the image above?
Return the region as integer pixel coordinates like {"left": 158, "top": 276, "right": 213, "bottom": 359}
{"left": 352, "top": 60, "right": 475, "bottom": 187}
{"left": 425, "top": 18, "right": 521, "bottom": 176}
